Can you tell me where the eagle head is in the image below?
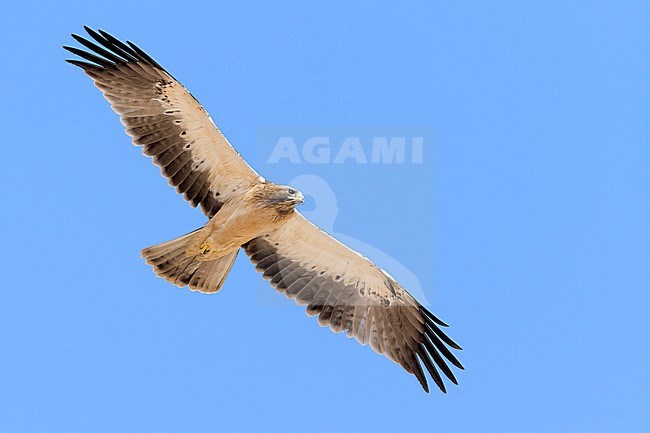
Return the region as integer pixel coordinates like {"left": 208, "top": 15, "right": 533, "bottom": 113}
{"left": 257, "top": 183, "right": 305, "bottom": 215}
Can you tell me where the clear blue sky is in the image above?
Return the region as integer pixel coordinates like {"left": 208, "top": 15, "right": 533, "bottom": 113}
{"left": 1, "top": 1, "right": 649, "bottom": 432}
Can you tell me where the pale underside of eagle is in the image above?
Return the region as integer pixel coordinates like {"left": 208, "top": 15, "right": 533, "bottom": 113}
{"left": 64, "top": 27, "right": 464, "bottom": 393}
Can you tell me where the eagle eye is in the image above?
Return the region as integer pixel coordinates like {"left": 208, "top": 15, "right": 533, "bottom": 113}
{"left": 287, "top": 188, "right": 296, "bottom": 195}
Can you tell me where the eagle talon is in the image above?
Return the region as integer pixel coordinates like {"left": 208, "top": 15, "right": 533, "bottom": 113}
{"left": 199, "top": 241, "right": 211, "bottom": 255}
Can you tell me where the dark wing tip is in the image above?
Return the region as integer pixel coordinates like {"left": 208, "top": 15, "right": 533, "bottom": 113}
{"left": 425, "top": 323, "right": 464, "bottom": 369}
{"left": 126, "top": 40, "right": 165, "bottom": 70}
{"left": 411, "top": 354, "right": 430, "bottom": 393}
{"left": 416, "top": 346, "right": 447, "bottom": 393}
{"left": 63, "top": 45, "right": 115, "bottom": 68}
{"left": 429, "top": 321, "right": 463, "bottom": 351}
{"left": 415, "top": 373, "right": 430, "bottom": 394}
{"left": 419, "top": 306, "right": 450, "bottom": 327}
{"left": 64, "top": 58, "right": 101, "bottom": 70}
{"left": 64, "top": 26, "right": 168, "bottom": 74}
{"left": 418, "top": 307, "right": 463, "bottom": 352}
{"left": 412, "top": 305, "right": 465, "bottom": 392}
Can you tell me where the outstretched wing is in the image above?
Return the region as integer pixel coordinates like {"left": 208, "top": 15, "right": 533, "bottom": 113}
{"left": 243, "top": 214, "right": 464, "bottom": 393}
{"left": 64, "top": 27, "right": 260, "bottom": 218}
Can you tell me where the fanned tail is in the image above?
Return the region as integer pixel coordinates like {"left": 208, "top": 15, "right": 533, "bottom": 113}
{"left": 141, "top": 228, "right": 238, "bottom": 293}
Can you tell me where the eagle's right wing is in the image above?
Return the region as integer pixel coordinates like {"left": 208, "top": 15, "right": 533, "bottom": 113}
{"left": 244, "top": 213, "right": 464, "bottom": 393}
{"left": 64, "top": 27, "right": 260, "bottom": 218}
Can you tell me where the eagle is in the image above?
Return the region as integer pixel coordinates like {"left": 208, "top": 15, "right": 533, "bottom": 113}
{"left": 64, "top": 27, "right": 464, "bottom": 393}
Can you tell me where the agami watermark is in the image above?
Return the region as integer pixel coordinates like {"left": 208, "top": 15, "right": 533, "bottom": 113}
{"left": 256, "top": 127, "right": 435, "bottom": 306}
{"left": 267, "top": 136, "right": 424, "bottom": 164}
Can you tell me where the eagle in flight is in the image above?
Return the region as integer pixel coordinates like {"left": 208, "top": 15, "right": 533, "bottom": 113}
{"left": 64, "top": 27, "right": 464, "bottom": 393}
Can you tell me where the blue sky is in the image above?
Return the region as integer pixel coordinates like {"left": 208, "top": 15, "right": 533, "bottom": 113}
{"left": 1, "top": 1, "right": 649, "bottom": 432}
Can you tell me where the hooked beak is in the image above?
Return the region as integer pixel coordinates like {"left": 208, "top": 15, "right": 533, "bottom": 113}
{"left": 294, "top": 191, "right": 305, "bottom": 204}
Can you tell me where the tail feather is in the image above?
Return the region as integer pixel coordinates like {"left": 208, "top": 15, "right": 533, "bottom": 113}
{"left": 141, "top": 228, "right": 238, "bottom": 293}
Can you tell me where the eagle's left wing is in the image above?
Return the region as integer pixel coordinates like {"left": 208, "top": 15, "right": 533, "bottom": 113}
{"left": 244, "top": 213, "right": 463, "bottom": 393}
{"left": 64, "top": 27, "right": 261, "bottom": 218}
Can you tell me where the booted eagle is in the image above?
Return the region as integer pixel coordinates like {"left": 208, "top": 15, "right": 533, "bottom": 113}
{"left": 64, "top": 27, "right": 463, "bottom": 393}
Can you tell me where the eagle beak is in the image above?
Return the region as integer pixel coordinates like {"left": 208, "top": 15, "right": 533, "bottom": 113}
{"left": 296, "top": 191, "right": 305, "bottom": 204}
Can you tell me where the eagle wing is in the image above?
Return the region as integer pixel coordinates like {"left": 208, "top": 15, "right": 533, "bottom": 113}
{"left": 64, "top": 27, "right": 260, "bottom": 218}
{"left": 244, "top": 213, "right": 464, "bottom": 393}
